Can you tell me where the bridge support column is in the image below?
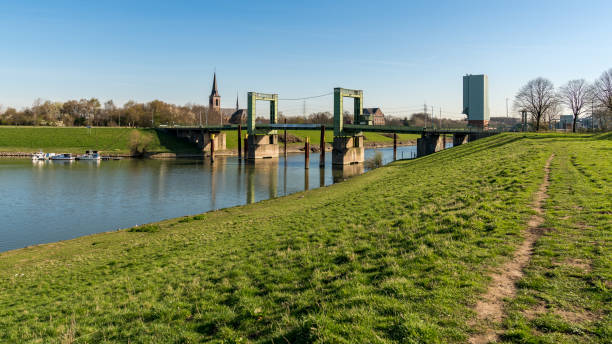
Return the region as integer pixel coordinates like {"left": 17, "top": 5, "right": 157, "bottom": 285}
{"left": 332, "top": 135, "right": 364, "bottom": 165}
{"left": 201, "top": 132, "right": 226, "bottom": 154}
{"left": 453, "top": 133, "right": 468, "bottom": 146}
{"left": 247, "top": 134, "right": 279, "bottom": 159}
{"left": 417, "top": 133, "right": 444, "bottom": 157}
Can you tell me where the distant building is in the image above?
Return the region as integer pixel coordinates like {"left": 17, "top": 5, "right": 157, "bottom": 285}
{"left": 207, "top": 74, "right": 242, "bottom": 123}
{"left": 557, "top": 114, "right": 574, "bottom": 130}
{"left": 462, "top": 74, "right": 490, "bottom": 128}
{"left": 363, "top": 108, "right": 385, "bottom": 125}
{"left": 229, "top": 94, "right": 247, "bottom": 124}
{"left": 209, "top": 73, "right": 221, "bottom": 113}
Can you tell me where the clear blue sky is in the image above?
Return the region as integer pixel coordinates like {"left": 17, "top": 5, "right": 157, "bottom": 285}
{"left": 1, "top": 0, "right": 611, "bottom": 119}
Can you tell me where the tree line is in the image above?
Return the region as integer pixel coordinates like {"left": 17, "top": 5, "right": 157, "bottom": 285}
{"left": 0, "top": 99, "right": 224, "bottom": 127}
{"left": 0, "top": 99, "right": 469, "bottom": 129}
{"left": 514, "top": 68, "right": 612, "bottom": 132}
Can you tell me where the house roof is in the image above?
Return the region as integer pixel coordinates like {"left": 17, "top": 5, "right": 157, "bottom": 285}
{"left": 229, "top": 109, "right": 248, "bottom": 124}
{"left": 363, "top": 108, "right": 383, "bottom": 115}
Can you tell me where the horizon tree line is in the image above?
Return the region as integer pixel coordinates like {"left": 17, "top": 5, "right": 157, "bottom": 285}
{"left": 0, "top": 99, "right": 471, "bottom": 129}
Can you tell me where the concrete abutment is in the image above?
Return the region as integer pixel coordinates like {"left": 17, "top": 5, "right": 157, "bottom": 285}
{"left": 417, "top": 133, "right": 444, "bottom": 157}
{"left": 332, "top": 135, "right": 364, "bottom": 165}
{"left": 247, "top": 134, "right": 279, "bottom": 159}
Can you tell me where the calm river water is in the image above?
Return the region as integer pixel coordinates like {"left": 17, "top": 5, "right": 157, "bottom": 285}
{"left": 0, "top": 146, "right": 423, "bottom": 252}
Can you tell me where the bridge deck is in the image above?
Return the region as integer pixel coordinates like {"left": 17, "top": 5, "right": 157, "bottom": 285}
{"left": 167, "top": 124, "right": 499, "bottom": 135}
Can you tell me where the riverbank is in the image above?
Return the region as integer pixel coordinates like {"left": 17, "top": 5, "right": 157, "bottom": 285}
{"left": 0, "top": 126, "right": 420, "bottom": 157}
{"left": 1, "top": 133, "right": 609, "bottom": 343}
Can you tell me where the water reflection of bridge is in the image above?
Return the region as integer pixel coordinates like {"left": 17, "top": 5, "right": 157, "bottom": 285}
{"left": 238, "top": 157, "right": 364, "bottom": 204}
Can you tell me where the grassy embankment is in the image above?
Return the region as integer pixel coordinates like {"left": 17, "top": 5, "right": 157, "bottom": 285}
{"left": 0, "top": 133, "right": 609, "bottom": 343}
{"left": 0, "top": 126, "right": 420, "bottom": 154}
{"left": 0, "top": 127, "right": 199, "bottom": 155}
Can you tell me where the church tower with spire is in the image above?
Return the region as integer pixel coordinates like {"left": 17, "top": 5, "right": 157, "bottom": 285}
{"left": 209, "top": 72, "right": 220, "bottom": 113}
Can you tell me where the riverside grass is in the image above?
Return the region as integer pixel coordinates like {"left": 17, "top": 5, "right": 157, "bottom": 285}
{"left": 0, "top": 133, "right": 609, "bottom": 343}
{"left": 0, "top": 126, "right": 420, "bottom": 154}
{"left": 0, "top": 127, "right": 198, "bottom": 155}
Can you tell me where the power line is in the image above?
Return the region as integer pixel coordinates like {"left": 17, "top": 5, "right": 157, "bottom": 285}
{"left": 278, "top": 92, "right": 333, "bottom": 101}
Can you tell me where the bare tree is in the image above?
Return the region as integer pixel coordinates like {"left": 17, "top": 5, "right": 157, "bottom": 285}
{"left": 559, "top": 79, "right": 590, "bottom": 132}
{"left": 514, "top": 77, "right": 558, "bottom": 131}
{"left": 593, "top": 68, "right": 612, "bottom": 113}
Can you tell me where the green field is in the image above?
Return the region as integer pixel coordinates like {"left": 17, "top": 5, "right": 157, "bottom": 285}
{"left": 0, "top": 127, "right": 199, "bottom": 155}
{"left": 0, "top": 126, "right": 420, "bottom": 153}
{"left": 0, "top": 133, "right": 609, "bottom": 343}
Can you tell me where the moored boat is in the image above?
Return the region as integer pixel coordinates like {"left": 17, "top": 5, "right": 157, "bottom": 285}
{"left": 51, "top": 153, "right": 75, "bottom": 161}
{"left": 76, "top": 150, "right": 101, "bottom": 161}
{"left": 31, "top": 151, "right": 45, "bottom": 160}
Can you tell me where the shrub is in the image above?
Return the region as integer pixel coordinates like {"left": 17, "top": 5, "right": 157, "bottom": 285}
{"left": 128, "top": 130, "right": 152, "bottom": 157}
{"left": 365, "top": 151, "right": 383, "bottom": 169}
{"left": 128, "top": 224, "right": 160, "bottom": 233}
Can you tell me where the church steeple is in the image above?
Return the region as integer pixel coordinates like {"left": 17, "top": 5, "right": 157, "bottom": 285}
{"left": 210, "top": 72, "right": 219, "bottom": 97}
{"left": 209, "top": 72, "right": 220, "bottom": 113}
{"left": 235, "top": 92, "right": 239, "bottom": 110}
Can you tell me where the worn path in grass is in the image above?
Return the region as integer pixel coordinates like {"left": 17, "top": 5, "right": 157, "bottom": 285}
{"left": 470, "top": 154, "right": 555, "bottom": 344}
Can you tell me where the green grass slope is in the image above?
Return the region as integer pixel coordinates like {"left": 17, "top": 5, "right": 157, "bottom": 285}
{"left": 0, "top": 133, "right": 609, "bottom": 343}
{"left": 0, "top": 127, "right": 199, "bottom": 154}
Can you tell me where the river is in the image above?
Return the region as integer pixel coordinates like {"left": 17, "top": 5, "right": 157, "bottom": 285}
{"left": 0, "top": 146, "right": 424, "bottom": 252}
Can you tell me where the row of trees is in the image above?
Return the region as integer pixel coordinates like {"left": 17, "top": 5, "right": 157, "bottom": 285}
{"left": 264, "top": 112, "right": 466, "bottom": 128}
{"left": 0, "top": 99, "right": 467, "bottom": 129}
{"left": 0, "top": 99, "right": 225, "bottom": 127}
{"left": 514, "top": 68, "right": 612, "bottom": 132}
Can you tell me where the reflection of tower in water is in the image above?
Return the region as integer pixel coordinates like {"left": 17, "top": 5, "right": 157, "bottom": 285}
{"left": 246, "top": 163, "right": 255, "bottom": 204}
{"left": 268, "top": 159, "right": 277, "bottom": 199}
{"left": 332, "top": 164, "right": 364, "bottom": 183}
{"left": 245, "top": 158, "right": 279, "bottom": 204}
{"left": 319, "top": 166, "right": 325, "bottom": 188}
{"left": 283, "top": 158, "right": 287, "bottom": 196}
{"left": 210, "top": 160, "right": 215, "bottom": 209}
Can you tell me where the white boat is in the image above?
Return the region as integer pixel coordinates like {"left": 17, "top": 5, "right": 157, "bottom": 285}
{"left": 44, "top": 153, "right": 57, "bottom": 160}
{"left": 31, "top": 151, "right": 45, "bottom": 160}
{"left": 51, "top": 153, "right": 75, "bottom": 161}
{"left": 76, "top": 150, "right": 101, "bottom": 161}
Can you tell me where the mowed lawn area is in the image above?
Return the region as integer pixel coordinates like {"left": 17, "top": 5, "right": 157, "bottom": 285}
{"left": 0, "top": 126, "right": 199, "bottom": 155}
{"left": 0, "top": 133, "right": 609, "bottom": 343}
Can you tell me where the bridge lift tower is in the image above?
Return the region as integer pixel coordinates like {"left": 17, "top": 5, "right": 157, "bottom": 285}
{"left": 247, "top": 92, "right": 279, "bottom": 159}
{"left": 332, "top": 87, "right": 369, "bottom": 165}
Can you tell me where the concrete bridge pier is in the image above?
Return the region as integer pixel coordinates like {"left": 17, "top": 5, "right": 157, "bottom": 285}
{"left": 201, "top": 132, "right": 226, "bottom": 154}
{"left": 417, "top": 133, "right": 444, "bottom": 157}
{"left": 332, "top": 135, "right": 364, "bottom": 165}
{"left": 175, "top": 130, "right": 226, "bottom": 155}
{"left": 453, "top": 133, "right": 469, "bottom": 146}
{"left": 247, "top": 134, "right": 279, "bottom": 159}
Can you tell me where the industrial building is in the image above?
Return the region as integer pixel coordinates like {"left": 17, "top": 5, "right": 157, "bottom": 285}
{"left": 462, "top": 74, "right": 490, "bottom": 128}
